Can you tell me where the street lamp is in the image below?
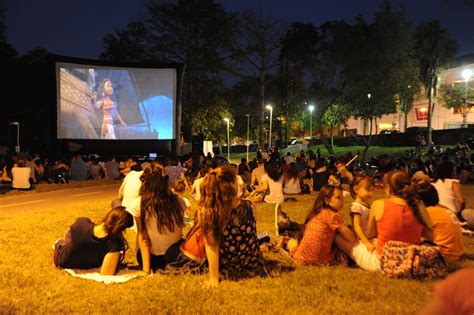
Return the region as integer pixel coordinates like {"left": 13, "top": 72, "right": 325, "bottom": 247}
{"left": 223, "top": 118, "right": 230, "bottom": 161}
{"left": 265, "top": 105, "right": 273, "bottom": 148}
{"left": 462, "top": 69, "right": 472, "bottom": 128}
{"left": 308, "top": 105, "right": 315, "bottom": 138}
{"left": 9, "top": 121, "right": 20, "bottom": 153}
{"left": 245, "top": 114, "right": 250, "bottom": 162}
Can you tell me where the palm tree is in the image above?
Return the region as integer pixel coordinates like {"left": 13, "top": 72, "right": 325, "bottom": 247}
{"left": 415, "top": 20, "right": 457, "bottom": 143}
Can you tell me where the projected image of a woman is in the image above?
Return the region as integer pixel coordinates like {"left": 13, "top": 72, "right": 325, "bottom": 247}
{"left": 95, "top": 79, "right": 127, "bottom": 139}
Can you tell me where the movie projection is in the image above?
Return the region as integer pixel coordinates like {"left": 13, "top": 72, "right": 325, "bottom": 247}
{"left": 56, "top": 62, "right": 176, "bottom": 140}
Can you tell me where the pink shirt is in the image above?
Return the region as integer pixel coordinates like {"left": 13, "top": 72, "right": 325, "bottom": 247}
{"left": 292, "top": 209, "right": 343, "bottom": 266}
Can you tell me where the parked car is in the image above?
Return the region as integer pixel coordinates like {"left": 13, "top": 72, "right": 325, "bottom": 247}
{"left": 379, "top": 129, "right": 399, "bottom": 135}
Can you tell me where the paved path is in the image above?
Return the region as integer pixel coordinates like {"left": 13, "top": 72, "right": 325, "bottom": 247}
{"left": 0, "top": 184, "right": 120, "bottom": 217}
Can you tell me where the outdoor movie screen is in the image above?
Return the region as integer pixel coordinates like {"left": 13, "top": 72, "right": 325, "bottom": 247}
{"left": 56, "top": 62, "right": 176, "bottom": 140}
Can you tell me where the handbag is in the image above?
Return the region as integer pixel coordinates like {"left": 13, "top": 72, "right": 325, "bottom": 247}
{"left": 380, "top": 240, "right": 448, "bottom": 279}
{"left": 180, "top": 224, "right": 206, "bottom": 263}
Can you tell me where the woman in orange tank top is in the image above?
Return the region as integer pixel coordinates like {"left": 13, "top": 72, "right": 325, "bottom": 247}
{"left": 367, "top": 170, "right": 434, "bottom": 256}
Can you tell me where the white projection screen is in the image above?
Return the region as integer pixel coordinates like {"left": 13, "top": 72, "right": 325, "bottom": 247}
{"left": 56, "top": 62, "right": 177, "bottom": 140}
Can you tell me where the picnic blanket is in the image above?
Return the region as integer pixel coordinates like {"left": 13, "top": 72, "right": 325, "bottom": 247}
{"left": 63, "top": 268, "right": 145, "bottom": 284}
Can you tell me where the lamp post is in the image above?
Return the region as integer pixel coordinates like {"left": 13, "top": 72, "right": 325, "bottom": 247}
{"left": 245, "top": 114, "right": 250, "bottom": 162}
{"left": 308, "top": 105, "right": 315, "bottom": 138}
{"left": 265, "top": 105, "right": 273, "bottom": 148}
{"left": 461, "top": 69, "right": 472, "bottom": 128}
{"left": 9, "top": 122, "right": 20, "bottom": 153}
{"left": 224, "top": 118, "right": 230, "bottom": 161}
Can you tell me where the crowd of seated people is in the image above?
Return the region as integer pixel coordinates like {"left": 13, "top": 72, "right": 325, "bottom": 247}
{"left": 0, "top": 142, "right": 469, "bottom": 295}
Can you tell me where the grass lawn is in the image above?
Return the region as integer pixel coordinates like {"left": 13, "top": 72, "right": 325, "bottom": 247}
{"left": 229, "top": 145, "right": 418, "bottom": 164}
{"left": 1, "top": 187, "right": 473, "bottom": 313}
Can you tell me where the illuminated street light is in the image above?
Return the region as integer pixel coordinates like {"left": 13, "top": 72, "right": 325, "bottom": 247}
{"left": 308, "top": 105, "right": 315, "bottom": 138}
{"left": 245, "top": 114, "right": 250, "bottom": 162}
{"left": 224, "top": 118, "right": 230, "bottom": 161}
{"left": 265, "top": 105, "right": 273, "bottom": 148}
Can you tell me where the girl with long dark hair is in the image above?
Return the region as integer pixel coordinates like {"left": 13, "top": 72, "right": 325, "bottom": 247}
{"left": 127, "top": 163, "right": 185, "bottom": 273}
{"left": 198, "top": 166, "right": 265, "bottom": 287}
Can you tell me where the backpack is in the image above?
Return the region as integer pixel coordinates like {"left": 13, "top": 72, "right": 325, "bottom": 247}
{"left": 380, "top": 240, "right": 448, "bottom": 279}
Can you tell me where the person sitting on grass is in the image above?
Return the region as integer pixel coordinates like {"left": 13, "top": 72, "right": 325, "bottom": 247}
{"left": 350, "top": 175, "right": 376, "bottom": 252}
{"left": 198, "top": 166, "right": 266, "bottom": 288}
{"left": 172, "top": 179, "right": 193, "bottom": 222}
{"left": 11, "top": 159, "right": 31, "bottom": 190}
{"left": 53, "top": 206, "right": 134, "bottom": 275}
{"left": 416, "top": 181, "right": 463, "bottom": 261}
{"left": 279, "top": 172, "right": 433, "bottom": 273}
{"left": 279, "top": 185, "right": 358, "bottom": 266}
{"left": 348, "top": 170, "right": 434, "bottom": 272}
{"left": 283, "top": 162, "right": 301, "bottom": 195}
{"left": 127, "top": 163, "right": 186, "bottom": 273}
{"left": 253, "top": 161, "right": 284, "bottom": 204}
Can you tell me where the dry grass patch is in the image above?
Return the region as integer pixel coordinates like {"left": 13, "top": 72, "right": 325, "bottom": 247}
{"left": 0, "top": 187, "right": 473, "bottom": 313}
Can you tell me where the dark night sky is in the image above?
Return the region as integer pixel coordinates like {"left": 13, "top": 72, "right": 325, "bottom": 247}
{"left": 4, "top": 0, "right": 474, "bottom": 59}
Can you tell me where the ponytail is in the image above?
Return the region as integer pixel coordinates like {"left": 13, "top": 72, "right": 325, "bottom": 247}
{"left": 385, "top": 171, "right": 426, "bottom": 227}
{"left": 102, "top": 206, "right": 134, "bottom": 263}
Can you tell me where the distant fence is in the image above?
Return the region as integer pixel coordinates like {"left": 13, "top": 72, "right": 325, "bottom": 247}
{"left": 214, "top": 127, "right": 474, "bottom": 154}
{"left": 315, "top": 127, "right": 474, "bottom": 147}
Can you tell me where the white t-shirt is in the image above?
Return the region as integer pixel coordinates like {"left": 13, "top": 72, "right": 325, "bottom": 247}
{"left": 12, "top": 167, "right": 31, "bottom": 189}
{"left": 433, "top": 179, "right": 461, "bottom": 213}
{"left": 350, "top": 201, "right": 370, "bottom": 236}
{"left": 251, "top": 166, "right": 266, "bottom": 185}
{"left": 237, "top": 174, "right": 244, "bottom": 197}
{"left": 192, "top": 177, "right": 204, "bottom": 201}
{"left": 127, "top": 196, "right": 183, "bottom": 256}
{"left": 118, "top": 170, "right": 143, "bottom": 209}
{"left": 283, "top": 177, "right": 301, "bottom": 195}
{"left": 262, "top": 174, "right": 284, "bottom": 204}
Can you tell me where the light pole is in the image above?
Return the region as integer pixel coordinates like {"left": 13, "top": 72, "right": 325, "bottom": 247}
{"left": 9, "top": 122, "right": 20, "bottom": 153}
{"left": 461, "top": 69, "right": 472, "bottom": 128}
{"left": 308, "top": 105, "right": 315, "bottom": 138}
{"left": 265, "top": 105, "right": 273, "bottom": 148}
{"left": 224, "top": 118, "right": 230, "bottom": 161}
{"left": 245, "top": 114, "right": 250, "bottom": 162}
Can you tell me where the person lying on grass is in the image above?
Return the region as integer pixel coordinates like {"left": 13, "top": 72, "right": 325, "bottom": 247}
{"left": 53, "top": 206, "right": 134, "bottom": 275}
{"left": 198, "top": 166, "right": 266, "bottom": 288}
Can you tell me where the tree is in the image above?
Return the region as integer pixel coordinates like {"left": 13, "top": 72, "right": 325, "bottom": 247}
{"left": 439, "top": 82, "right": 473, "bottom": 127}
{"left": 340, "top": 2, "right": 422, "bottom": 161}
{"left": 101, "top": 0, "right": 236, "bottom": 142}
{"left": 280, "top": 22, "right": 316, "bottom": 145}
{"left": 18, "top": 46, "right": 53, "bottom": 65}
{"left": 226, "top": 11, "right": 284, "bottom": 148}
{"left": 322, "top": 103, "right": 349, "bottom": 149}
{"left": 191, "top": 96, "right": 233, "bottom": 143}
{"left": 0, "top": 4, "right": 18, "bottom": 64}
{"left": 416, "top": 20, "right": 458, "bottom": 143}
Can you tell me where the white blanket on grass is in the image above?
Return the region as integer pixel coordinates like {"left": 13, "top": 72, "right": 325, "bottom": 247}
{"left": 64, "top": 268, "right": 144, "bottom": 284}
